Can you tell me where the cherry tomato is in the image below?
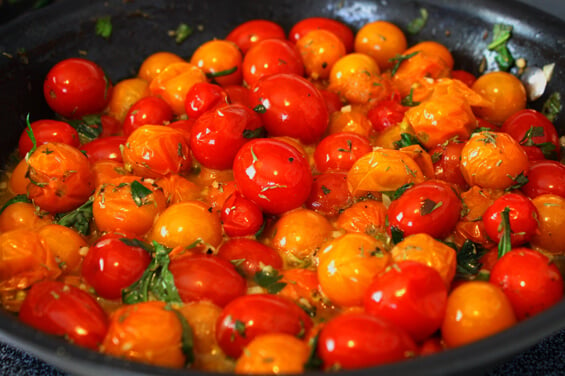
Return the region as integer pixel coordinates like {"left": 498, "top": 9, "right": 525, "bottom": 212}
{"left": 184, "top": 82, "right": 229, "bottom": 119}
{"left": 224, "top": 85, "right": 252, "bottom": 108}
{"left": 0, "top": 202, "right": 52, "bottom": 233}
{"left": 530, "top": 194, "right": 565, "bottom": 254}
{"left": 190, "top": 39, "right": 243, "bottom": 86}
{"left": 429, "top": 139, "right": 468, "bottom": 190}
{"left": 217, "top": 238, "right": 283, "bottom": 278}
{"left": 490, "top": 248, "right": 563, "bottom": 320}
{"left": 226, "top": 19, "right": 286, "bottom": 54}
{"left": 289, "top": 17, "right": 354, "bottom": 53}
{"left": 364, "top": 261, "right": 448, "bottom": 341}
{"left": 81, "top": 135, "right": 127, "bottom": 163}
{"left": 367, "top": 99, "right": 408, "bottom": 132}
{"left": 155, "top": 174, "right": 200, "bottom": 205}
{"left": 221, "top": 191, "right": 264, "bottom": 237}
{"left": 327, "top": 109, "right": 373, "bottom": 138}
{"left": 38, "top": 224, "right": 87, "bottom": 274}
{"left": 190, "top": 104, "right": 262, "bottom": 170}
{"left": 296, "top": 29, "right": 346, "bottom": 80}
{"left": 18, "top": 119, "right": 79, "bottom": 158}
{"left": 336, "top": 200, "right": 387, "bottom": 235}
{"left": 250, "top": 73, "right": 329, "bottom": 144}
{"left": 233, "top": 138, "right": 312, "bottom": 214}
{"left": 482, "top": 193, "right": 539, "bottom": 247}
{"left": 451, "top": 69, "right": 476, "bottom": 87}
{"left": 354, "top": 20, "right": 407, "bottom": 70}
{"left": 122, "top": 96, "right": 173, "bottom": 136}
{"left": 19, "top": 280, "right": 108, "bottom": 350}
{"left": 170, "top": 253, "right": 246, "bottom": 307}
{"left": 81, "top": 234, "right": 151, "bottom": 300}
{"left": 306, "top": 172, "right": 353, "bottom": 216}
{"left": 216, "top": 293, "right": 313, "bottom": 358}
{"left": 313, "top": 132, "right": 371, "bottom": 173}
{"left": 317, "top": 312, "right": 417, "bottom": 370}
{"left": 319, "top": 88, "right": 343, "bottom": 114}
{"left": 137, "top": 51, "right": 184, "bottom": 82}
{"left": 521, "top": 160, "right": 565, "bottom": 199}
{"left": 43, "top": 58, "right": 112, "bottom": 118}
{"left": 387, "top": 179, "right": 462, "bottom": 239}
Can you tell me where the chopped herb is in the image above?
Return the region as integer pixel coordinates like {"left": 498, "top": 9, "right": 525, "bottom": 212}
{"left": 173, "top": 23, "right": 193, "bottom": 44}
{"left": 401, "top": 88, "right": 420, "bottom": 107}
{"left": 66, "top": 114, "right": 103, "bottom": 143}
{"left": 24, "top": 113, "right": 37, "bottom": 157}
{"left": 95, "top": 16, "right": 112, "bottom": 39}
{"left": 242, "top": 127, "right": 266, "bottom": 139}
{"left": 455, "top": 240, "right": 488, "bottom": 280}
{"left": 234, "top": 320, "right": 247, "bottom": 337}
{"left": 519, "top": 125, "right": 558, "bottom": 159}
{"left": 497, "top": 207, "right": 512, "bottom": 258}
{"left": 406, "top": 8, "right": 429, "bottom": 34}
{"left": 170, "top": 308, "right": 195, "bottom": 365}
{"left": 505, "top": 172, "right": 529, "bottom": 192}
{"left": 55, "top": 198, "right": 94, "bottom": 236}
{"left": 541, "top": 92, "right": 562, "bottom": 122}
{"left": 390, "top": 226, "right": 404, "bottom": 245}
{"left": 321, "top": 185, "right": 331, "bottom": 195}
{"left": 305, "top": 332, "right": 323, "bottom": 370}
{"left": 420, "top": 199, "right": 443, "bottom": 216}
{"left": 382, "top": 183, "right": 414, "bottom": 201}
{"left": 130, "top": 180, "right": 153, "bottom": 207}
{"left": 253, "top": 267, "right": 287, "bottom": 294}
{"left": 337, "top": 139, "right": 353, "bottom": 153}
{"left": 389, "top": 51, "right": 419, "bottom": 76}
{"left": 0, "top": 194, "right": 31, "bottom": 215}
{"left": 253, "top": 104, "right": 267, "bottom": 114}
{"left": 205, "top": 66, "right": 237, "bottom": 79}
{"left": 487, "top": 23, "right": 514, "bottom": 71}
{"left": 394, "top": 133, "right": 423, "bottom": 149}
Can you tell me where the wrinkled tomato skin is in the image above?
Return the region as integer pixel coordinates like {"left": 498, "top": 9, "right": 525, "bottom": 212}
{"left": 184, "top": 82, "right": 229, "bottom": 120}
{"left": 387, "top": 180, "right": 462, "bottom": 239}
{"left": 81, "top": 136, "right": 127, "bottom": 163}
{"left": 190, "top": 104, "right": 262, "bottom": 170}
{"left": 122, "top": 96, "right": 173, "bottom": 136}
{"left": 289, "top": 17, "right": 355, "bottom": 52}
{"left": 18, "top": 119, "right": 80, "bottom": 158}
{"left": 221, "top": 191, "right": 264, "bottom": 237}
{"left": 367, "top": 99, "right": 408, "bottom": 132}
{"left": 216, "top": 294, "right": 313, "bottom": 359}
{"left": 81, "top": 234, "right": 152, "bottom": 300}
{"left": 429, "top": 140, "right": 468, "bottom": 190}
{"left": 317, "top": 312, "right": 417, "bottom": 370}
{"left": 250, "top": 73, "right": 329, "bottom": 144}
{"left": 226, "top": 19, "right": 286, "bottom": 54}
{"left": 19, "top": 280, "right": 108, "bottom": 350}
{"left": 169, "top": 254, "right": 246, "bottom": 307}
{"left": 233, "top": 138, "right": 313, "bottom": 214}
{"left": 43, "top": 58, "right": 111, "bottom": 119}
{"left": 521, "top": 160, "right": 565, "bottom": 199}
{"left": 306, "top": 172, "right": 353, "bottom": 217}
{"left": 217, "top": 238, "right": 283, "bottom": 278}
{"left": 490, "top": 248, "right": 564, "bottom": 320}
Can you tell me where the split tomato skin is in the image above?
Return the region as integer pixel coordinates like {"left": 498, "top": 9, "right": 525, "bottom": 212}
{"left": 233, "top": 138, "right": 312, "bottom": 214}
{"left": 220, "top": 191, "right": 264, "bottom": 237}
{"left": 184, "top": 82, "right": 229, "bottom": 120}
{"left": 19, "top": 280, "right": 108, "bottom": 350}
{"left": 43, "top": 58, "right": 111, "bottom": 119}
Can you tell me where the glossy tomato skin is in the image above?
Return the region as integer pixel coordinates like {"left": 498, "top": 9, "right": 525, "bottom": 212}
{"left": 482, "top": 193, "right": 539, "bottom": 246}
{"left": 364, "top": 261, "right": 448, "bottom": 341}
{"left": 289, "top": 17, "right": 355, "bottom": 52}
{"left": 169, "top": 253, "right": 246, "bottom": 307}
{"left": 250, "top": 73, "right": 329, "bottom": 144}
{"left": 387, "top": 180, "right": 462, "bottom": 239}
{"left": 216, "top": 293, "right": 313, "bottom": 358}
{"left": 306, "top": 172, "right": 353, "bottom": 217}
{"left": 226, "top": 19, "right": 286, "bottom": 54}
{"left": 217, "top": 238, "right": 283, "bottom": 278}
{"left": 367, "top": 99, "right": 408, "bottom": 132}
{"left": 232, "top": 138, "right": 312, "bottom": 214}
{"left": 521, "top": 160, "right": 565, "bottom": 199}
{"left": 122, "top": 96, "right": 173, "bottom": 136}
{"left": 18, "top": 119, "right": 80, "bottom": 158}
{"left": 81, "top": 135, "right": 127, "bottom": 163}
{"left": 317, "top": 312, "right": 417, "bottom": 370}
{"left": 190, "top": 103, "right": 262, "bottom": 170}
{"left": 184, "top": 82, "right": 229, "bottom": 120}
{"left": 429, "top": 140, "right": 468, "bottom": 190}
{"left": 81, "top": 234, "right": 152, "bottom": 300}
{"left": 43, "top": 58, "right": 111, "bottom": 119}
{"left": 19, "top": 280, "right": 108, "bottom": 350}
{"left": 313, "top": 132, "right": 372, "bottom": 173}
{"left": 220, "top": 191, "right": 264, "bottom": 237}
{"left": 490, "top": 248, "right": 564, "bottom": 320}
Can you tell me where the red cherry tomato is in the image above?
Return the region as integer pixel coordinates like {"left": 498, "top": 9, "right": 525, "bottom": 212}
{"left": 387, "top": 180, "right": 462, "bottom": 239}
{"left": 429, "top": 139, "right": 469, "bottom": 190}
{"left": 190, "top": 103, "right": 262, "bottom": 170}
{"left": 221, "top": 191, "right": 264, "bottom": 237}
{"left": 501, "top": 109, "right": 561, "bottom": 160}
{"left": 451, "top": 69, "right": 476, "bottom": 87}
{"left": 242, "top": 39, "right": 305, "bottom": 87}
{"left": 364, "top": 261, "right": 448, "bottom": 341}
{"left": 18, "top": 119, "right": 80, "bottom": 158}
{"left": 318, "top": 88, "right": 343, "bottom": 114}
{"left": 226, "top": 19, "right": 286, "bottom": 54}
{"left": 317, "top": 312, "right": 417, "bottom": 370}
{"left": 216, "top": 293, "right": 313, "bottom": 358}
{"left": 224, "top": 85, "right": 252, "bottom": 108}
{"left": 289, "top": 17, "right": 355, "bottom": 53}
{"left": 81, "top": 234, "right": 152, "bottom": 300}
{"left": 169, "top": 253, "right": 246, "bottom": 307}
{"left": 490, "top": 248, "right": 564, "bottom": 320}
{"left": 217, "top": 238, "right": 283, "bottom": 278}
{"left": 233, "top": 138, "right": 312, "bottom": 214}
{"left": 306, "top": 172, "right": 353, "bottom": 217}
{"left": 122, "top": 96, "right": 173, "bottom": 137}
{"left": 19, "top": 280, "right": 108, "bottom": 350}
{"left": 81, "top": 135, "right": 127, "bottom": 163}
{"left": 482, "top": 193, "right": 539, "bottom": 247}
{"left": 167, "top": 118, "right": 195, "bottom": 143}
{"left": 313, "top": 132, "right": 372, "bottom": 172}
{"left": 367, "top": 99, "right": 408, "bottom": 132}
{"left": 521, "top": 160, "right": 565, "bottom": 199}
{"left": 250, "top": 73, "right": 329, "bottom": 144}
{"left": 43, "top": 58, "right": 112, "bottom": 119}
{"left": 184, "top": 82, "right": 229, "bottom": 120}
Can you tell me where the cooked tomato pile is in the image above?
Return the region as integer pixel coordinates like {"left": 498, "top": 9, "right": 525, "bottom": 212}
{"left": 1, "top": 15, "right": 565, "bottom": 374}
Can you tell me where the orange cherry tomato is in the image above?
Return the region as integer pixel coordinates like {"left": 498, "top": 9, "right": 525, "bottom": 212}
{"left": 155, "top": 174, "right": 200, "bottom": 205}
{"left": 336, "top": 199, "right": 387, "bottom": 235}
{"left": 8, "top": 158, "right": 30, "bottom": 195}
{"left": 318, "top": 233, "right": 391, "bottom": 307}
{"left": 26, "top": 143, "right": 94, "bottom": 214}
{"left": 471, "top": 71, "right": 527, "bottom": 125}
{"left": 460, "top": 131, "right": 529, "bottom": 190}
{"left": 138, "top": 51, "right": 185, "bottom": 82}
{"left": 441, "top": 281, "right": 517, "bottom": 348}
{"left": 235, "top": 333, "right": 310, "bottom": 374}
{"left": 530, "top": 194, "right": 565, "bottom": 254}
{"left": 404, "top": 41, "right": 454, "bottom": 70}
{"left": 0, "top": 202, "right": 52, "bottom": 232}
{"left": 177, "top": 301, "right": 223, "bottom": 355}
{"left": 38, "top": 224, "right": 87, "bottom": 274}
{"left": 327, "top": 109, "right": 373, "bottom": 138}
{"left": 278, "top": 268, "right": 324, "bottom": 313}
{"left": 102, "top": 301, "right": 187, "bottom": 368}
{"left": 122, "top": 125, "right": 191, "bottom": 179}
{"left": 106, "top": 77, "right": 150, "bottom": 123}
{"left": 354, "top": 21, "right": 407, "bottom": 70}
{"left": 149, "top": 62, "right": 207, "bottom": 115}
{"left": 296, "top": 29, "right": 346, "bottom": 80}
{"left": 190, "top": 40, "right": 243, "bottom": 86}
{"left": 92, "top": 175, "right": 167, "bottom": 237}
{"left": 91, "top": 159, "right": 129, "bottom": 188}
{"left": 149, "top": 200, "right": 222, "bottom": 250}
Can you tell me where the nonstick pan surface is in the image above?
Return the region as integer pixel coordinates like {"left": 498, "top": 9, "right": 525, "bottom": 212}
{"left": 0, "top": 1, "right": 564, "bottom": 375}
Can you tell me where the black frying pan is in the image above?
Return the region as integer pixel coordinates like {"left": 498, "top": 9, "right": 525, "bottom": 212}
{"left": 0, "top": 1, "right": 564, "bottom": 375}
